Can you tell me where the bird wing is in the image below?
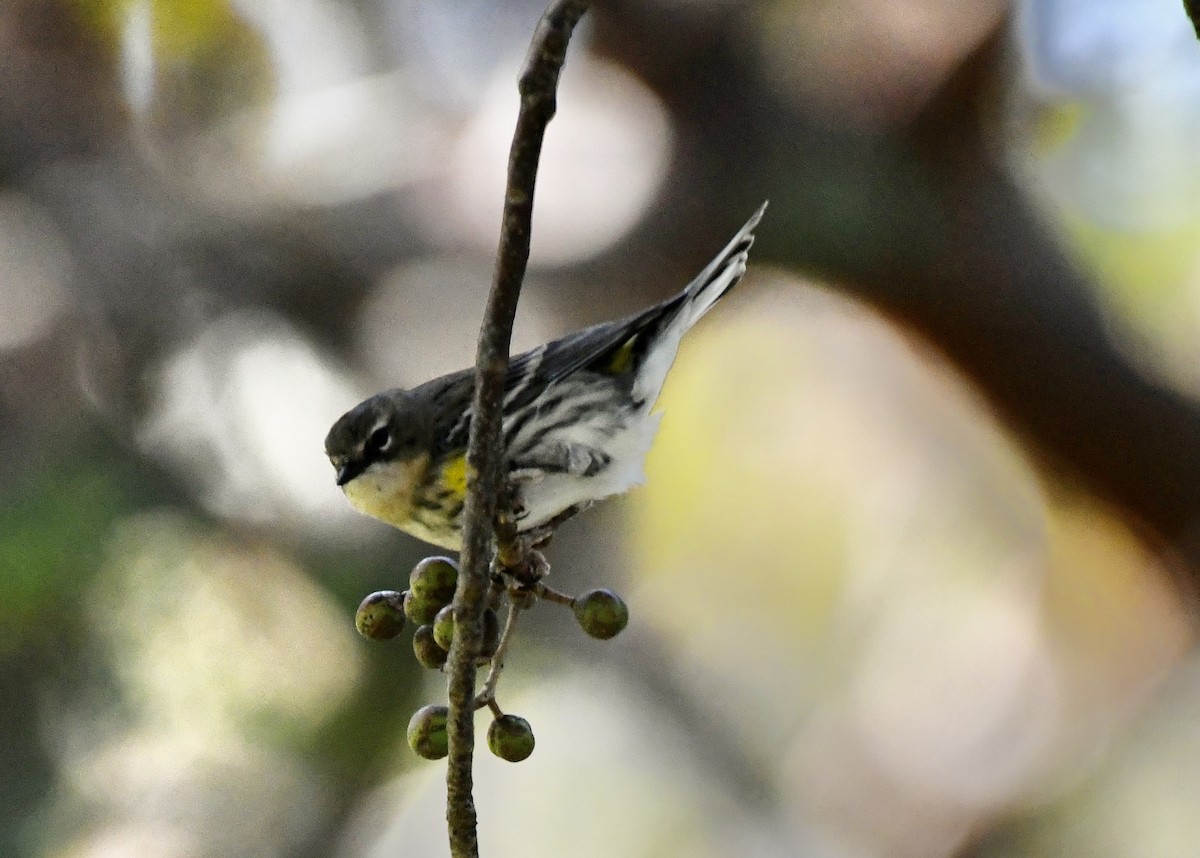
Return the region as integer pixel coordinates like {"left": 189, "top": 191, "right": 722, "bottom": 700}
{"left": 502, "top": 296, "right": 685, "bottom": 412}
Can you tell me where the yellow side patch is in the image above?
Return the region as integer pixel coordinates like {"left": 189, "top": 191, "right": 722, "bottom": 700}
{"left": 608, "top": 337, "right": 637, "bottom": 374}
{"left": 440, "top": 453, "right": 469, "bottom": 496}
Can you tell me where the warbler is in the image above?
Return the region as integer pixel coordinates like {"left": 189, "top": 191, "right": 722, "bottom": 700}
{"left": 325, "top": 202, "right": 766, "bottom": 549}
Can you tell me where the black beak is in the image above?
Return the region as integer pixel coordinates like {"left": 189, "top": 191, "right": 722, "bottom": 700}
{"left": 336, "top": 460, "right": 365, "bottom": 486}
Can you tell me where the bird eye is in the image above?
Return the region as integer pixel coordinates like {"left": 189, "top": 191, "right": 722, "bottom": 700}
{"left": 367, "top": 425, "right": 392, "bottom": 454}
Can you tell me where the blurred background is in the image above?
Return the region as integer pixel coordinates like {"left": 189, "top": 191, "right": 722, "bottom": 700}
{"left": 4, "top": 0, "right": 1200, "bottom": 855}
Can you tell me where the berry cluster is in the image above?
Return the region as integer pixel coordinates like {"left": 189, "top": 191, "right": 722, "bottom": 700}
{"left": 354, "top": 553, "right": 628, "bottom": 762}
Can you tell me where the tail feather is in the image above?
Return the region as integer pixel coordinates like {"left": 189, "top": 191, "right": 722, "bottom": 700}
{"left": 631, "top": 201, "right": 767, "bottom": 405}
{"left": 679, "top": 200, "right": 767, "bottom": 327}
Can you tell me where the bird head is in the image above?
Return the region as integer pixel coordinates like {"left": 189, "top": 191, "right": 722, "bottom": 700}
{"left": 324, "top": 390, "right": 430, "bottom": 489}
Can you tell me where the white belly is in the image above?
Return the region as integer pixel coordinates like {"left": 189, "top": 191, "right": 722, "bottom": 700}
{"left": 514, "top": 411, "right": 662, "bottom": 530}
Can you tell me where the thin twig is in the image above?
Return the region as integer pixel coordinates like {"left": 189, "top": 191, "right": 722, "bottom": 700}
{"left": 445, "top": 2, "right": 590, "bottom": 856}
{"left": 473, "top": 600, "right": 524, "bottom": 709}
{"left": 534, "top": 581, "right": 575, "bottom": 607}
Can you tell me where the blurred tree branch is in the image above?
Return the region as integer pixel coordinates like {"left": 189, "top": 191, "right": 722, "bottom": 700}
{"left": 1186, "top": 0, "right": 1200, "bottom": 40}
{"left": 447, "top": 2, "right": 589, "bottom": 855}
{"left": 593, "top": 3, "right": 1200, "bottom": 596}
{"left": 16, "top": 0, "right": 1200, "bottom": 586}
{"left": 0, "top": 1, "right": 1196, "bottom": 855}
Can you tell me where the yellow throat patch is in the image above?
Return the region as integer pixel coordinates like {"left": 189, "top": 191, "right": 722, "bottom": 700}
{"left": 340, "top": 453, "right": 431, "bottom": 530}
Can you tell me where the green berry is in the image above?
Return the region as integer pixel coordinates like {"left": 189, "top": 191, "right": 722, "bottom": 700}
{"left": 407, "top": 704, "right": 449, "bottom": 760}
{"left": 487, "top": 714, "right": 535, "bottom": 762}
{"left": 480, "top": 608, "right": 501, "bottom": 659}
{"left": 433, "top": 604, "right": 456, "bottom": 652}
{"left": 403, "top": 588, "right": 442, "bottom": 626}
{"left": 409, "top": 556, "right": 459, "bottom": 605}
{"left": 354, "top": 591, "right": 406, "bottom": 640}
{"left": 572, "top": 588, "right": 628, "bottom": 640}
{"left": 413, "top": 624, "right": 448, "bottom": 670}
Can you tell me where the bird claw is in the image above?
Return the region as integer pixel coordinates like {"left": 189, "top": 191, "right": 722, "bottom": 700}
{"left": 495, "top": 541, "right": 547, "bottom": 582}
